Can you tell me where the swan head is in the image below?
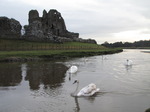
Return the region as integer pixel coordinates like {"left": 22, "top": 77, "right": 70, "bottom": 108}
{"left": 73, "top": 80, "right": 79, "bottom": 84}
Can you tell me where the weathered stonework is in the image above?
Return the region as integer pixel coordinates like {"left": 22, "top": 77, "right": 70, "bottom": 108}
{"left": 0, "top": 17, "right": 22, "bottom": 39}
{"left": 24, "top": 9, "right": 79, "bottom": 43}
{"left": 0, "top": 9, "right": 97, "bottom": 44}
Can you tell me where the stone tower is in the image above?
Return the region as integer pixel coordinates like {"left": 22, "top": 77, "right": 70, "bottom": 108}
{"left": 24, "top": 9, "right": 79, "bottom": 42}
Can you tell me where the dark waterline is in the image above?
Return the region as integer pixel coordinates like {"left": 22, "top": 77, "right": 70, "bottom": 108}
{"left": 0, "top": 49, "right": 150, "bottom": 112}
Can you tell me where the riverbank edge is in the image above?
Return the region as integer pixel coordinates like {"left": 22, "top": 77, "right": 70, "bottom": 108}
{"left": 0, "top": 49, "right": 123, "bottom": 62}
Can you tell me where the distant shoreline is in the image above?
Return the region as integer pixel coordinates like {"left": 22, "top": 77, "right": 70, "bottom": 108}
{"left": 141, "top": 51, "right": 150, "bottom": 53}
{"left": 0, "top": 49, "right": 123, "bottom": 62}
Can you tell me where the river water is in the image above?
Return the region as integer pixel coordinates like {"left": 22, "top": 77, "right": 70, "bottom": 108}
{"left": 0, "top": 49, "right": 150, "bottom": 112}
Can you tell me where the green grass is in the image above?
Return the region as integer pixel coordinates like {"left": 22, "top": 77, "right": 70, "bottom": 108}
{"left": 0, "top": 39, "right": 105, "bottom": 51}
{"left": 0, "top": 49, "right": 122, "bottom": 59}
{"left": 0, "top": 38, "right": 123, "bottom": 61}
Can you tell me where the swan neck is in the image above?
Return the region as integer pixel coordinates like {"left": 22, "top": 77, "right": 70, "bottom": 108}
{"left": 76, "top": 82, "right": 79, "bottom": 92}
{"left": 71, "top": 82, "right": 79, "bottom": 97}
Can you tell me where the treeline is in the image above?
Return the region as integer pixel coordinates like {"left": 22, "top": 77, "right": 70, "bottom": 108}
{"left": 101, "top": 40, "right": 150, "bottom": 48}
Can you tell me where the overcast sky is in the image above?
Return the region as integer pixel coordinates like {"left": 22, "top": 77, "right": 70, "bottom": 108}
{"left": 0, "top": 0, "right": 150, "bottom": 44}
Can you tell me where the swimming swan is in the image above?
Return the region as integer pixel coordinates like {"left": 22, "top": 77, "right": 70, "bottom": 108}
{"left": 68, "top": 65, "right": 78, "bottom": 74}
{"left": 125, "top": 59, "right": 133, "bottom": 66}
{"left": 72, "top": 80, "right": 100, "bottom": 97}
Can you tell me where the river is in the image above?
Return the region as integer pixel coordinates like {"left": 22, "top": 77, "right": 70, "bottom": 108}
{"left": 0, "top": 49, "right": 150, "bottom": 112}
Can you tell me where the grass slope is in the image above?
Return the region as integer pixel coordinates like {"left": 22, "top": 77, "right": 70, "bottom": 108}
{"left": 0, "top": 39, "right": 104, "bottom": 50}
{"left": 0, "top": 39, "right": 122, "bottom": 61}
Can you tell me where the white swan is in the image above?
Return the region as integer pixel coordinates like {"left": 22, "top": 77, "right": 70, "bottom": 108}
{"left": 72, "top": 80, "right": 100, "bottom": 97}
{"left": 83, "top": 57, "right": 88, "bottom": 63}
{"left": 125, "top": 59, "right": 133, "bottom": 66}
{"left": 68, "top": 65, "right": 78, "bottom": 74}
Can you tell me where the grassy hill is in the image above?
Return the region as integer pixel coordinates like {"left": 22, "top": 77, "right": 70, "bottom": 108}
{"left": 0, "top": 39, "right": 105, "bottom": 51}
{"left": 0, "top": 39, "right": 122, "bottom": 61}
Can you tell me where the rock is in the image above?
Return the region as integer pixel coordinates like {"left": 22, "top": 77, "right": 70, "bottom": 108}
{"left": 0, "top": 17, "right": 22, "bottom": 39}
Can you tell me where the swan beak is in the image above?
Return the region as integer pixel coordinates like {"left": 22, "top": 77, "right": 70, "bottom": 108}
{"left": 73, "top": 80, "right": 77, "bottom": 84}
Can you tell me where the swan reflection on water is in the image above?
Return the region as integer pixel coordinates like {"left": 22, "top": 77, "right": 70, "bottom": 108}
{"left": 74, "top": 96, "right": 80, "bottom": 112}
{"left": 72, "top": 89, "right": 105, "bottom": 112}
{"left": 125, "top": 64, "right": 132, "bottom": 71}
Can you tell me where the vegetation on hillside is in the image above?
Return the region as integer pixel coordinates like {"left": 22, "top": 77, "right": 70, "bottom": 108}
{"left": 0, "top": 38, "right": 123, "bottom": 62}
{"left": 0, "top": 39, "right": 104, "bottom": 51}
{"left": 101, "top": 40, "right": 150, "bottom": 48}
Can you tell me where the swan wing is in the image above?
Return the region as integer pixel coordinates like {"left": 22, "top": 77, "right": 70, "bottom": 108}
{"left": 77, "top": 83, "right": 99, "bottom": 96}
{"left": 83, "top": 88, "right": 100, "bottom": 96}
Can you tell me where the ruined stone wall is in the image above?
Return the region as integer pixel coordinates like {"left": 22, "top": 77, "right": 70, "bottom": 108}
{"left": 0, "top": 9, "right": 97, "bottom": 44}
{"left": 0, "top": 17, "right": 22, "bottom": 39}
{"left": 24, "top": 9, "right": 79, "bottom": 42}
